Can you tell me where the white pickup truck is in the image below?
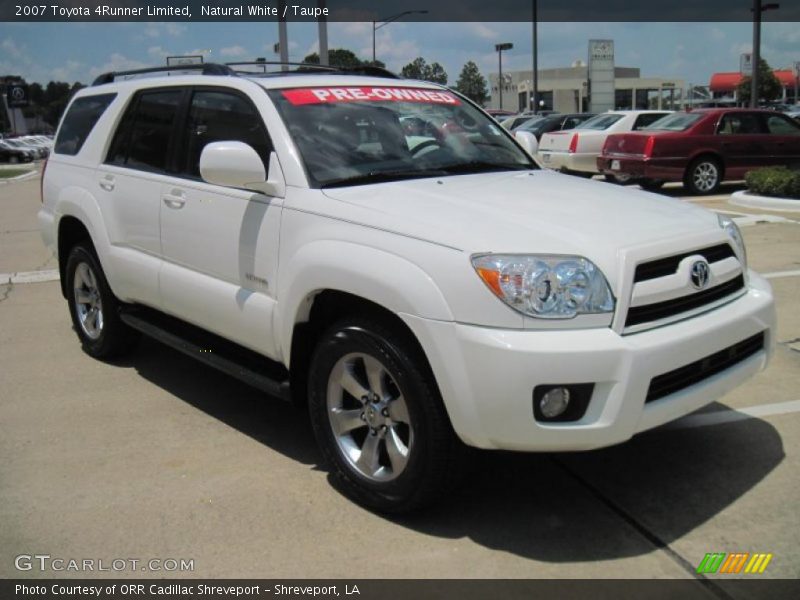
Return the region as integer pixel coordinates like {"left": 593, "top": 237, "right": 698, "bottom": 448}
{"left": 39, "top": 64, "right": 775, "bottom": 511}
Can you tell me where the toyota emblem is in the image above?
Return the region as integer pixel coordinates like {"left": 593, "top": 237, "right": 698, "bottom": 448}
{"left": 690, "top": 260, "right": 710, "bottom": 290}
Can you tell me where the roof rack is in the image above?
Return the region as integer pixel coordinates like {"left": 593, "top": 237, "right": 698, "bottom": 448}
{"left": 92, "top": 63, "right": 236, "bottom": 86}
{"left": 225, "top": 61, "right": 337, "bottom": 73}
{"left": 225, "top": 61, "right": 402, "bottom": 80}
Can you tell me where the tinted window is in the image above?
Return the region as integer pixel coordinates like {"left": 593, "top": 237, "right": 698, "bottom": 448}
{"left": 644, "top": 112, "right": 703, "bottom": 131}
{"left": 107, "top": 90, "right": 183, "bottom": 172}
{"left": 576, "top": 114, "right": 623, "bottom": 130}
{"left": 180, "top": 90, "right": 272, "bottom": 178}
{"left": 54, "top": 94, "right": 116, "bottom": 156}
{"left": 764, "top": 114, "right": 800, "bottom": 135}
{"left": 718, "top": 113, "right": 763, "bottom": 135}
{"left": 633, "top": 113, "right": 669, "bottom": 130}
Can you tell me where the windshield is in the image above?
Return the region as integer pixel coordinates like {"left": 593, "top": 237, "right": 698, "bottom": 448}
{"left": 644, "top": 113, "right": 703, "bottom": 131}
{"left": 575, "top": 114, "right": 623, "bottom": 130}
{"left": 268, "top": 86, "right": 535, "bottom": 188}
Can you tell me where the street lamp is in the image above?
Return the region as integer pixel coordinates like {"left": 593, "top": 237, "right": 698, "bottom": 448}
{"left": 751, "top": 1, "right": 780, "bottom": 107}
{"left": 372, "top": 10, "right": 428, "bottom": 64}
{"left": 532, "top": 0, "right": 538, "bottom": 112}
{"left": 495, "top": 42, "right": 513, "bottom": 110}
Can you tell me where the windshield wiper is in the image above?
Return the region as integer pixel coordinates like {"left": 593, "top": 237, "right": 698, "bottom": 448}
{"left": 321, "top": 169, "right": 447, "bottom": 188}
{"left": 437, "top": 161, "right": 531, "bottom": 175}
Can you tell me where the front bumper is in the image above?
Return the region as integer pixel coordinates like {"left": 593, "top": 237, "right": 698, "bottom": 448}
{"left": 401, "top": 272, "right": 775, "bottom": 452}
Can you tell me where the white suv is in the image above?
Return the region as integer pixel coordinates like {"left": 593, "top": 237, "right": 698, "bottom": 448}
{"left": 40, "top": 63, "right": 776, "bottom": 511}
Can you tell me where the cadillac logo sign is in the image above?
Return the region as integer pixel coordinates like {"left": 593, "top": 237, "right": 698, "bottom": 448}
{"left": 690, "top": 260, "right": 710, "bottom": 290}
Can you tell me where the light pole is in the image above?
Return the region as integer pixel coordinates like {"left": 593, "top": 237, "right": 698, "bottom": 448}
{"left": 372, "top": 10, "right": 428, "bottom": 64}
{"left": 751, "top": 1, "right": 780, "bottom": 107}
{"left": 495, "top": 42, "right": 513, "bottom": 110}
{"left": 532, "top": 0, "right": 538, "bottom": 112}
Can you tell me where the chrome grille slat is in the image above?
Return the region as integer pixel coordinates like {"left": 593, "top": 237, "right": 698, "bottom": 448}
{"left": 634, "top": 243, "right": 735, "bottom": 283}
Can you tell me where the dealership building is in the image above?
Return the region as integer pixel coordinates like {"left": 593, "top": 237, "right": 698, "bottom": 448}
{"left": 487, "top": 62, "right": 684, "bottom": 114}
{"left": 486, "top": 40, "right": 683, "bottom": 114}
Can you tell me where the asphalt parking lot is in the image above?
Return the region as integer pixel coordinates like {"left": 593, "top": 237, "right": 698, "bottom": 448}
{"left": 1, "top": 172, "right": 798, "bottom": 590}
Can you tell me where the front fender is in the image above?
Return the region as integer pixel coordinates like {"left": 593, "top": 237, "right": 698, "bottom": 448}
{"left": 276, "top": 240, "right": 454, "bottom": 365}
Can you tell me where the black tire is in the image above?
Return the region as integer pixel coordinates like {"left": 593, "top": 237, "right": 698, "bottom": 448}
{"left": 308, "top": 317, "right": 466, "bottom": 512}
{"left": 639, "top": 178, "right": 665, "bottom": 191}
{"left": 65, "top": 243, "right": 139, "bottom": 359}
{"left": 684, "top": 156, "right": 722, "bottom": 195}
{"left": 9, "top": 155, "right": 19, "bottom": 164}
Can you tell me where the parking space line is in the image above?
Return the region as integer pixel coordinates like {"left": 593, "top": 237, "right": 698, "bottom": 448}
{"left": 763, "top": 269, "right": 800, "bottom": 280}
{"left": 0, "top": 269, "right": 60, "bottom": 284}
{"left": 667, "top": 400, "right": 800, "bottom": 430}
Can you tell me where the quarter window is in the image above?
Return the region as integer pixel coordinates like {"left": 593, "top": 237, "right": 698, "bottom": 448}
{"left": 179, "top": 90, "right": 272, "bottom": 178}
{"left": 54, "top": 93, "right": 116, "bottom": 156}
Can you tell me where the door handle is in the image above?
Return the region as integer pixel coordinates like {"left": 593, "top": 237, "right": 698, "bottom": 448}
{"left": 98, "top": 175, "right": 115, "bottom": 192}
{"left": 162, "top": 195, "right": 186, "bottom": 209}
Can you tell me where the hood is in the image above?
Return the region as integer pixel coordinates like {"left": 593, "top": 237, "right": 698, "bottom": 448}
{"left": 320, "top": 170, "right": 721, "bottom": 280}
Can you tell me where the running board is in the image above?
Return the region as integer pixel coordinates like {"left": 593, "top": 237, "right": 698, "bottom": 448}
{"left": 119, "top": 307, "right": 291, "bottom": 402}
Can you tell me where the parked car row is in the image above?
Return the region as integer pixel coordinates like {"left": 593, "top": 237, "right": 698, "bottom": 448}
{"left": 534, "top": 110, "right": 672, "bottom": 181}
{"left": 517, "top": 107, "right": 800, "bottom": 195}
{"left": 596, "top": 108, "right": 800, "bottom": 194}
{"left": 0, "top": 135, "right": 52, "bottom": 162}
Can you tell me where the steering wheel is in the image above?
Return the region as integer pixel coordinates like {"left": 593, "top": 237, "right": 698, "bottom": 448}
{"left": 411, "top": 140, "right": 441, "bottom": 157}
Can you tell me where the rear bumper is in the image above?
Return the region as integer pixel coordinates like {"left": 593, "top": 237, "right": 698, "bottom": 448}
{"left": 538, "top": 151, "right": 599, "bottom": 174}
{"left": 402, "top": 272, "right": 775, "bottom": 452}
{"left": 597, "top": 155, "right": 686, "bottom": 181}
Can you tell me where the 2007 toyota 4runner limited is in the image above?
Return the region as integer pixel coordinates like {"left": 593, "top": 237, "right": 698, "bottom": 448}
{"left": 39, "top": 63, "right": 775, "bottom": 511}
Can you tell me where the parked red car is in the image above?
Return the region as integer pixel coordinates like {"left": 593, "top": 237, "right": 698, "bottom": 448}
{"left": 597, "top": 108, "right": 800, "bottom": 194}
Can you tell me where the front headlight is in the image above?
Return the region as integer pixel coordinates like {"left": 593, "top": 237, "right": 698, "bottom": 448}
{"left": 718, "top": 214, "right": 747, "bottom": 269}
{"left": 472, "top": 254, "right": 615, "bottom": 319}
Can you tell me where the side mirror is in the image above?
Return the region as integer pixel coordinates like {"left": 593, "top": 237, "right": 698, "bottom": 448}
{"left": 200, "top": 142, "right": 285, "bottom": 197}
{"left": 515, "top": 131, "right": 539, "bottom": 158}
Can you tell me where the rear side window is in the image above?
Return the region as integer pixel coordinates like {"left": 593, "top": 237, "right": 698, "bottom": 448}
{"left": 107, "top": 90, "right": 183, "bottom": 172}
{"left": 717, "top": 113, "right": 763, "bottom": 135}
{"left": 178, "top": 90, "right": 273, "bottom": 178}
{"left": 54, "top": 94, "right": 116, "bottom": 156}
{"left": 576, "top": 114, "right": 623, "bottom": 130}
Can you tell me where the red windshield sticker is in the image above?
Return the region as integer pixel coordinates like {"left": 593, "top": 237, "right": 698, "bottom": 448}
{"left": 281, "top": 87, "right": 461, "bottom": 106}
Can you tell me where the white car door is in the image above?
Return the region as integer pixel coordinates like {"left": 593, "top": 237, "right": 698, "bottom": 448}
{"left": 94, "top": 88, "right": 186, "bottom": 307}
{"left": 158, "top": 87, "right": 283, "bottom": 360}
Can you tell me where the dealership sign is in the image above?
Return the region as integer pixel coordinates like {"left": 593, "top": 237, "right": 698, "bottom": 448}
{"left": 6, "top": 84, "right": 29, "bottom": 108}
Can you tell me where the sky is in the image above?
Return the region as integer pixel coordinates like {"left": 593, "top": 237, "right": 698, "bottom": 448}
{"left": 1, "top": 21, "right": 799, "bottom": 88}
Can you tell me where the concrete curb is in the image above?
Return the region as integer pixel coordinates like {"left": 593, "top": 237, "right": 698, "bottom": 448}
{"left": 730, "top": 190, "right": 800, "bottom": 213}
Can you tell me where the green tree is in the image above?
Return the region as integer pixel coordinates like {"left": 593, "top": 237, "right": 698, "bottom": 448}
{"left": 401, "top": 57, "right": 448, "bottom": 85}
{"left": 455, "top": 61, "right": 488, "bottom": 106}
{"left": 736, "top": 58, "right": 782, "bottom": 105}
{"left": 303, "top": 49, "right": 363, "bottom": 68}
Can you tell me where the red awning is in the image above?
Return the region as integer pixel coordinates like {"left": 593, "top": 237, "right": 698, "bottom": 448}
{"left": 710, "top": 70, "right": 799, "bottom": 93}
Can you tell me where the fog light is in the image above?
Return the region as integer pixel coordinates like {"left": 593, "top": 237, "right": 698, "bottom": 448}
{"left": 533, "top": 383, "right": 594, "bottom": 423}
{"left": 540, "top": 387, "right": 570, "bottom": 418}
